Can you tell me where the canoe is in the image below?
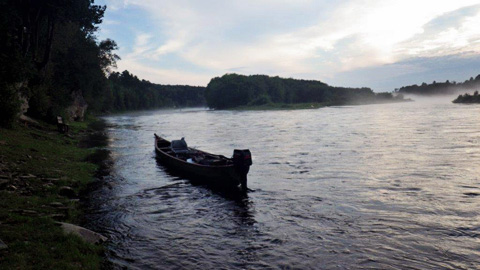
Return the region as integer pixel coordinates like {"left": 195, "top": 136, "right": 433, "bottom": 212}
{"left": 154, "top": 134, "right": 252, "bottom": 190}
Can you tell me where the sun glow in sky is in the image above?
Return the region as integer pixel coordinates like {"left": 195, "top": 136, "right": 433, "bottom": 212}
{"left": 97, "top": 0, "right": 480, "bottom": 91}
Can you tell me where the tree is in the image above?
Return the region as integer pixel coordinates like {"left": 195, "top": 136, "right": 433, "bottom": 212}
{"left": 205, "top": 73, "right": 394, "bottom": 109}
{"left": 0, "top": 0, "right": 114, "bottom": 125}
{"left": 10, "top": 0, "right": 104, "bottom": 73}
{"left": 99, "top": 39, "right": 120, "bottom": 74}
{"left": 106, "top": 70, "right": 206, "bottom": 111}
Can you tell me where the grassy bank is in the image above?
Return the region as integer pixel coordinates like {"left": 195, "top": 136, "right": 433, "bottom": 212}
{"left": 0, "top": 117, "right": 105, "bottom": 269}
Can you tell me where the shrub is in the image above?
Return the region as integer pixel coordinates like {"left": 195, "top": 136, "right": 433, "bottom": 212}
{"left": 248, "top": 95, "right": 272, "bottom": 106}
{"left": 0, "top": 83, "right": 19, "bottom": 128}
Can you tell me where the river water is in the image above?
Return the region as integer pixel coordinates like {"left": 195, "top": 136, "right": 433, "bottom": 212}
{"left": 85, "top": 99, "right": 480, "bottom": 269}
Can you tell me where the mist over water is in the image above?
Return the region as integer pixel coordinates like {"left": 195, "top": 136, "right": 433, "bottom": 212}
{"left": 403, "top": 93, "right": 468, "bottom": 104}
{"left": 85, "top": 100, "right": 480, "bottom": 269}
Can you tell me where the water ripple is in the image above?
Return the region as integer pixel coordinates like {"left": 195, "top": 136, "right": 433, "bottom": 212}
{"left": 84, "top": 102, "right": 480, "bottom": 269}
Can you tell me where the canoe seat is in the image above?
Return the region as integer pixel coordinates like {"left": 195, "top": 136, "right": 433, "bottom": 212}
{"left": 171, "top": 137, "right": 190, "bottom": 155}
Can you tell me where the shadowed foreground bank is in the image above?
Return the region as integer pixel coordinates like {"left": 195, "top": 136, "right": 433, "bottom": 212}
{"left": 0, "top": 118, "right": 109, "bottom": 269}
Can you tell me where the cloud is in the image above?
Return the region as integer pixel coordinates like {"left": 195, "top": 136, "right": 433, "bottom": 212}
{"left": 98, "top": 0, "right": 480, "bottom": 88}
{"left": 117, "top": 58, "right": 211, "bottom": 86}
{"left": 102, "top": 19, "right": 120, "bottom": 25}
{"left": 329, "top": 52, "right": 480, "bottom": 91}
{"left": 130, "top": 33, "right": 153, "bottom": 57}
{"left": 154, "top": 40, "right": 185, "bottom": 57}
{"left": 397, "top": 4, "right": 480, "bottom": 57}
{"left": 101, "top": 0, "right": 129, "bottom": 11}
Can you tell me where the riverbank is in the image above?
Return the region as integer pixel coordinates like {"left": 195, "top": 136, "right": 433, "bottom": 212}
{"left": 0, "top": 117, "right": 107, "bottom": 269}
{"left": 232, "top": 99, "right": 412, "bottom": 111}
{"left": 233, "top": 102, "right": 329, "bottom": 110}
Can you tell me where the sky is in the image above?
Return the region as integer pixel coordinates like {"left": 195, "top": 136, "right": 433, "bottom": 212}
{"left": 96, "top": 0, "right": 480, "bottom": 91}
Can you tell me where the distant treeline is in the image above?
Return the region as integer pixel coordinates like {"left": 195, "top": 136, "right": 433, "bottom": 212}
{"left": 7, "top": 1, "right": 480, "bottom": 129}
{"left": 107, "top": 71, "right": 205, "bottom": 111}
{"left": 396, "top": 75, "right": 480, "bottom": 95}
{"left": 453, "top": 91, "right": 480, "bottom": 104}
{"left": 205, "top": 74, "right": 404, "bottom": 109}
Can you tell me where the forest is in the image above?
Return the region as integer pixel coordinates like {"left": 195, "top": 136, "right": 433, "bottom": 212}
{"left": 107, "top": 71, "right": 205, "bottom": 111}
{"left": 4, "top": 0, "right": 454, "bottom": 128}
{"left": 0, "top": 0, "right": 204, "bottom": 128}
{"left": 396, "top": 75, "right": 480, "bottom": 95}
{"left": 453, "top": 91, "right": 480, "bottom": 103}
{"left": 0, "top": 0, "right": 114, "bottom": 127}
{"left": 205, "top": 74, "right": 405, "bottom": 109}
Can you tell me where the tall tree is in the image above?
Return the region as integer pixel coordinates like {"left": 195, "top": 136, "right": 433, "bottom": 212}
{"left": 0, "top": 0, "right": 115, "bottom": 125}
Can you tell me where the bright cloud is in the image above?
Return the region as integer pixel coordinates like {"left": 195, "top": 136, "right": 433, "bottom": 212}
{"left": 97, "top": 0, "right": 480, "bottom": 90}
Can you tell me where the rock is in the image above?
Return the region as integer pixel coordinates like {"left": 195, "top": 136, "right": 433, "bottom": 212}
{"left": 21, "top": 190, "right": 33, "bottom": 196}
{"left": 43, "top": 183, "right": 54, "bottom": 188}
{"left": 18, "top": 90, "right": 29, "bottom": 115}
{"left": 66, "top": 91, "right": 88, "bottom": 121}
{"left": 19, "top": 115, "right": 39, "bottom": 125}
{"left": 56, "top": 222, "right": 107, "bottom": 244}
{"left": 0, "top": 239, "right": 7, "bottom": 250}
{"left": 49, "top": 202, "right": 64, "bottom": 208}
{"left": 21, "top": 210, "right": 38, "bottom": 216}
{"left": 0, "top": 179, "right": 9, "bottom": 189}
{"left": 9, "top": 209, "right": 38, "bottom": 216}
{"left": 48, "top": 214, "right": 66, "bottom": 221}
{"left": 20, "top": 174, "right": 36, "bottom": 179}
{"left": 58, "top": 186, "right": 76, "bottom": 198}
{"left": 42, "top": 178, "right": 60, "bottom": 182}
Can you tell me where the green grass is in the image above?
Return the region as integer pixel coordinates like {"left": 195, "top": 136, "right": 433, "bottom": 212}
{"left": 0, "top": 118, "right": 104, "bottom": 269}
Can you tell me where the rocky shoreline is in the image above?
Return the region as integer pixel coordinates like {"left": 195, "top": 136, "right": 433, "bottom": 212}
{"left": 0, "top": 117, "right": 110, "bottom": 269}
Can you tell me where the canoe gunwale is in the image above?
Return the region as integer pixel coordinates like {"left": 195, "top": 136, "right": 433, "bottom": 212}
{"left": 154, "top": 133, "right": 234, "bottom": 169}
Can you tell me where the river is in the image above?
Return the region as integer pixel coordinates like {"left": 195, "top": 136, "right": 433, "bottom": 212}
{"left": 85, "top": 98, "right": 480, "bottom": 269}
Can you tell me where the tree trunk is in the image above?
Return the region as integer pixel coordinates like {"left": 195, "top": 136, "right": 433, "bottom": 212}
{"left": 37, "top": 13, "right": 54, "bottom": 72}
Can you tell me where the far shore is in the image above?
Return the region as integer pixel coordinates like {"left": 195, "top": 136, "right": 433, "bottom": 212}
{"left": 228, "top": 99, "right": 413, "bottom": 111}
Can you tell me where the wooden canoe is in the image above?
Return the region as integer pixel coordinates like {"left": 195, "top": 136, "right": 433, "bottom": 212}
{"left": 154, "top": 134, "right": 252, "bottom": 190}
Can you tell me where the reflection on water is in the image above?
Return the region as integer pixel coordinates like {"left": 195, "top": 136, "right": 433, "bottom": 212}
{"left": 85, "top": 101, "right": 480, "bottom": 269}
